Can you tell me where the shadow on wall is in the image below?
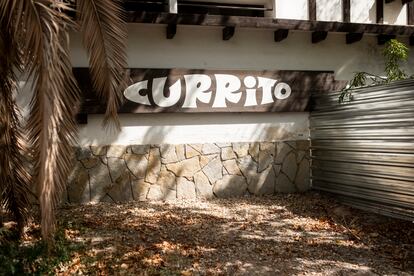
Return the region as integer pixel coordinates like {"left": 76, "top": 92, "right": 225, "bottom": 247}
{"left": 65, "top": 122, "right": 311, "bottom": 204}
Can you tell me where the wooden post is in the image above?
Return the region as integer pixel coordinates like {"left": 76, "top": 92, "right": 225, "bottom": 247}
{"left": 308, "top": 0, "right": 316, "bottom": 21}
{"left": 407, "top": 2, "right": 414, "bottom": 25}
{"left": 376, "top": 0, "right": 384, "bottom": 24}
{"left": 342, "top": 0, "right": 350, "bottom": 22}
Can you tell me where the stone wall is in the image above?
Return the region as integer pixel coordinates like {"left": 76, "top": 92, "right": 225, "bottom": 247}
{"left": 66, "top": 141, "right": 310, "bottom": 203}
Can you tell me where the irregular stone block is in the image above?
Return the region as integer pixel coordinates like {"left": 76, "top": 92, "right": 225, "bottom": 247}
{"left": 166, "top": 157, "right": 201, "bottom": 178}
{"left": 147, "top": 185, "right": 163, "bottom": 200}
{"left": 101, "top": 194, "right": 115, "bottom": 203}
{"left": 296, "top": 140, "right": 310, "bottom": 151}
{"left": 107, "top": 145, "right": 127, "bottom": 158}
{"left": 248, "top": 166, "right": 275, "bottom": 195}
{"left": 90, "top": 146, "right": 107, "bottom": 156}
{"left": 213, "top": 175, "right": 247, "bottom": 198}
{"left": 77, "top": 147, "right": 92, "bottom": 160}
{"left": 222, "top": 166, "right": 229, "bottom": 175}
{"left": 199, "top": 154, "right": 218, "bottom": 168}
{"left": 80, "top": 157, "right": 99, "bottom": 169}
{"left": 286, "top": 141, "right": 297, "bottom": 150}
{"left": 221, "top": 147, "right": 237, "bottom": 160}
{"left": 202, "top": 157, "right": 223, "bottom": 184}
{"left": 275, "top": 173, "right": 297, "bottom": 193}
{"left": 130, "top": 145, "right": 150, "bottom": 155}
{"left": 131, "top": 179, "right": 150, "bottom": 201}
{"left": 67, "top": 163, "right": 90, "bottom": 203}
{"left": 273, "top": 164, "right": 282, "bottom": 176}
{"left": 201, "top": 143, "right": 221, "bottom": 154}
{"left": 189, "top": 144, "right": 203, "bottom": 153}
{"left": 260, "top": 142, "right": 275, "bottom": 153}
{"left": 124, "top": 153, "right": 148, "bottom": 179}
{"left": 194, "top": 171, "right": 214, "bottom": 199}
{"left": 158, "top": 170, "right": 176, "bottom": 193}
{"left": 249, "top": 142, "right": 260, "bottom": 162}
{"left": 237, "top": 155, "right": 258, "bottom": 180}
{"left": 275, "top": 142, "right": 292, "bottom": 164}
{"left": 295, "top": 159, "right": 310, "bottom": 192}
{"left": 282, "top": 152, "right": 298, "bottom": 182}
{"left": 297, "top": 151, "right": 306, "bottom": 163}
{"left": 258, "top": 150, "right": 273, "bottom": 173}
{"left": 223, "top": 159, "right": 242, "bottom": 176}
{"left": 145, "top": 148, "right": 161, "bottom": 183}
{"left": 185, "top": 145, "right": 201, "bottom": 159}
{"left": 107, "top": 157, "right": 128, "bottom": 182}
{"left": 89, "top": 163, "right": 113, "bottom": 203}
{"left": 160, "top": 144, "right": 178, "bottom": 164}
{"left": 175, "top": 144, "right": 186, "bottom": 161}
{"left": 232, "top": 143, "right": 249, "bottom": 158}
{"left": 100, "top": 156, "right": 108, "bottom": 165}
{"left": 215, "top": 142, "right": 231, "bottom": 147}
{"left": 107, "top": 172, "right": 133, "bottom": 202}
{"left": 177, "top": 177, "right": 196, "bottom": 199}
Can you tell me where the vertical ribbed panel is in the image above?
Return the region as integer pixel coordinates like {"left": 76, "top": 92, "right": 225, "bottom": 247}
{"left": 310, "top": 80, "right": 414, "bottom": 221}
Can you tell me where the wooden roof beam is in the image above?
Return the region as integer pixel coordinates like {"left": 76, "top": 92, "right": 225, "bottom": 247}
{"left": 346, "top": 32, "right": 364, "bottom": 44}
{"left": 274, "top": 29, "right": 289, "bottom": 42}
{"left": 223, "top": 26, "right": 235, "bottom": 40}
{"left": 166, "top": 23, "right": 176, "bottom": 39}
{"left": 127, "top": 12, "right": 414, "bottom": 36}
{"left": 377, "top": 34, "right": 396, "bottom": 44}
{"left": 312, "top": 31, "right": 327, "bottom": 43}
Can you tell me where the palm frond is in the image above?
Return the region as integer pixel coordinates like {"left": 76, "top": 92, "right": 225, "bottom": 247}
{"left": 77, "top": 0, "right": 128, "bottom": 129}
{"left": 0, "top": 22, "right": 31, "bottom": 234}
{"left": 8, "top": 0, "right": 81, "bottom": 243}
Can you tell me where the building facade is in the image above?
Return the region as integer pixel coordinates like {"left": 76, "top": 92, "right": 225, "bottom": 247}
{"left": 33, "top": 0, "right": 414, "bottom": 203}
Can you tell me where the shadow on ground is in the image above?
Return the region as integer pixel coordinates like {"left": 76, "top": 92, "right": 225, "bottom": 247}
{"left": 49, "top": 192, "right": 414, "bottom": 275}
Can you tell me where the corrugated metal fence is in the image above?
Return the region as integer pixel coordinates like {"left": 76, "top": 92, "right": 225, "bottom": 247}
{"left": 310, "top": 80, "right": 414, "bottom": 221}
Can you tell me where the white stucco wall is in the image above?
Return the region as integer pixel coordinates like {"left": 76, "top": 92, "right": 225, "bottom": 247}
{"left": 384, "top": 1, "right": 407, "bottom": 25}
{"left": 317, "top": 0, "right": 342, "bottom": 22}
{"left": 275, "top": 0, "right": 308, "bottom": 20}
{"left": 63, "top": 23, "right": 414, "bottom": 146}
{"left": 350, "top": 0, "right": 376, "bottom": 24}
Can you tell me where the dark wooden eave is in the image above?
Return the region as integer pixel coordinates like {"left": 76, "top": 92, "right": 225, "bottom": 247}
{"left": 128, "top": 11, "right": 414, "bottom": 36}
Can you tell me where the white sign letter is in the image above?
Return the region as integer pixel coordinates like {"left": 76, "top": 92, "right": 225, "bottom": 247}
{"left": 257, "top": 77, "right": 277, "bottom": 105}
{"left": 123, "top": 80, "right": 151, "bottom": 105}
{"left": 212, "top": 74, "right": 242, "bottom": 108}
{"left": 183, "top": 74, "right": 212, "bottom": 108}
{"left": 274, "top": 82, "right": 291, "bottom": 99}
{"left": 152, "top": 77, "right": 181, "bottom": 107}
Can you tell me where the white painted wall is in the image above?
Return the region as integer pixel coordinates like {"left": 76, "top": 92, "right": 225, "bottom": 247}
{"left": 77, "top": 113, "right": 308, "bottom": 146}
{"left": 62, "top": 24, "right": 414, "bottom": 146}
{"left": 351, "top": 0, "right": 376, "bottom": 24}
{"left": 317, "top": 0, "right": 342, "bottom": 22}
{"left": 384, "top": 1, "right": 407, "bottom": 25}
{"left": 275, "top": 0, "right": 308, "bottom": 20}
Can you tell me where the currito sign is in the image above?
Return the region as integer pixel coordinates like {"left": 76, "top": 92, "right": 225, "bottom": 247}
{"left": 74, "top": 68, "right": 345, "bottom": 113}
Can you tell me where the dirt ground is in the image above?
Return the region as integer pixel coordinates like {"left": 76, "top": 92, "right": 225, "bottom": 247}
{"left": 19, "top": 192, "right": 414, "bottom": 275}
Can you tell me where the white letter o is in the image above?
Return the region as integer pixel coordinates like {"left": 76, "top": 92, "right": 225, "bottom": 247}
{"left": 274, "top": 82, "right": 291, "bottom": 100}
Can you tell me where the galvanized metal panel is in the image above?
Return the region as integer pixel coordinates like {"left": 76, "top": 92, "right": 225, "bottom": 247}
{"left": 310, "top": 80, "right": 414, "bottom": 221}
